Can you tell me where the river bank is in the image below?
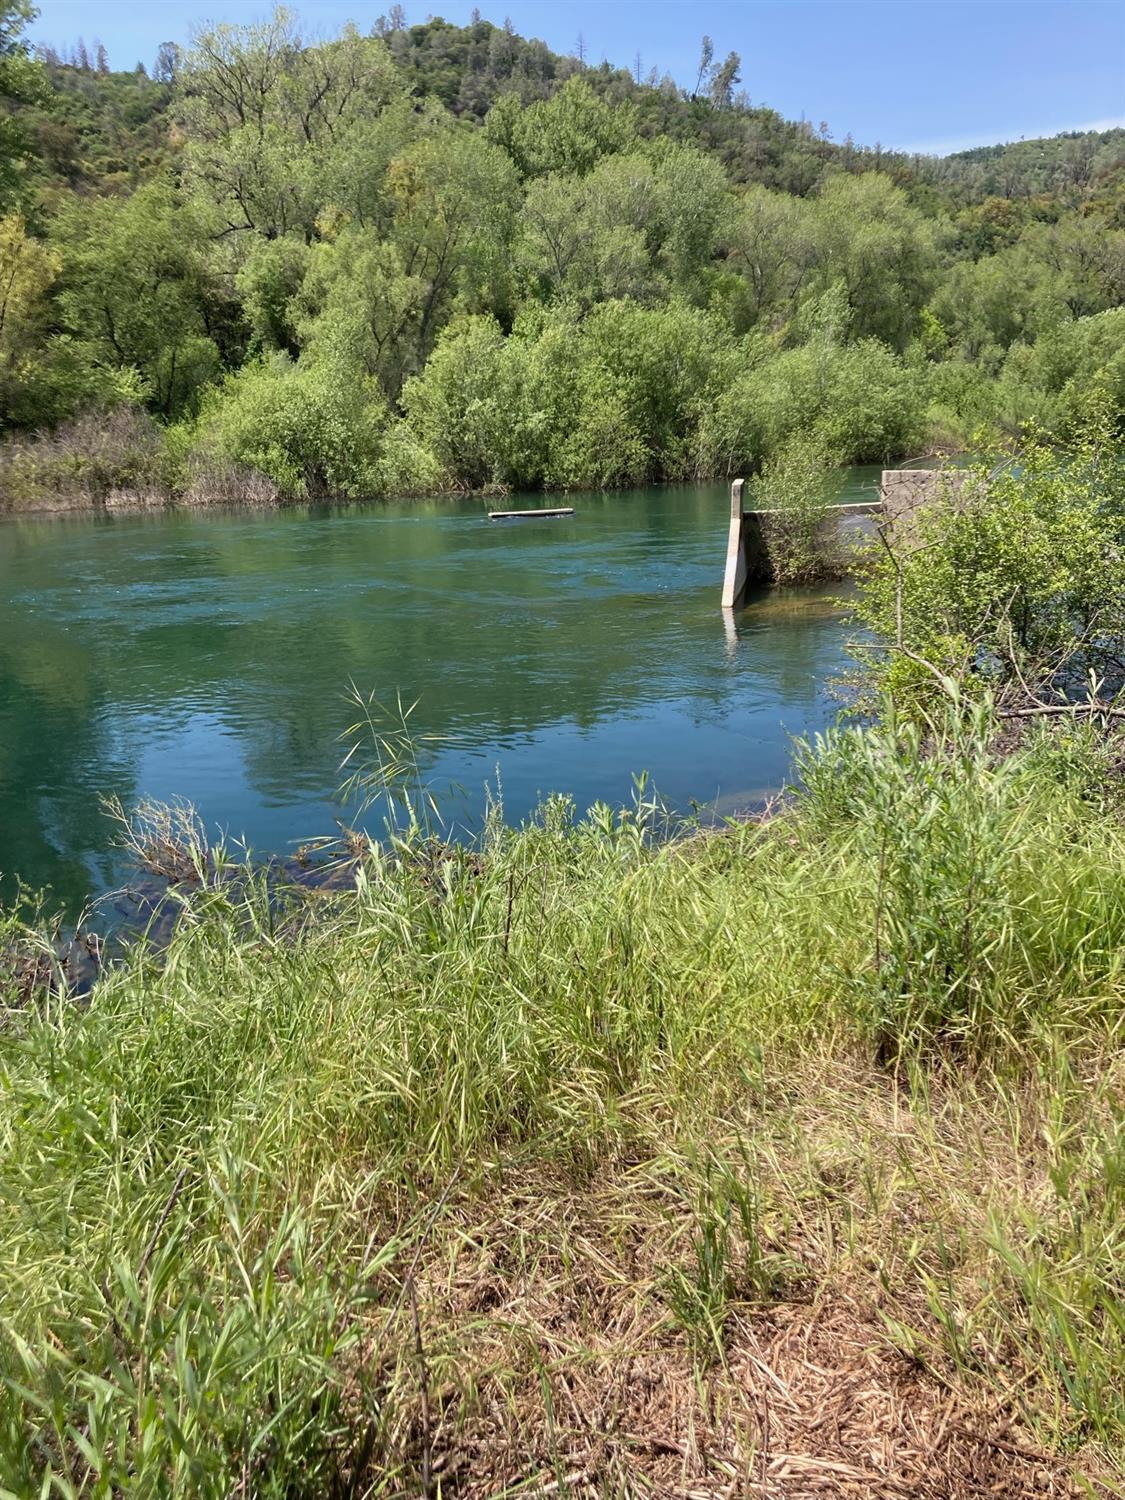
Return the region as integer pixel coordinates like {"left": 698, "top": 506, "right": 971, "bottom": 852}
{"left": 0, "top": 405, "right": 937, "bottom": 519}
{"left": 0, "top": 709, "right": 1121, "bottom": 1495}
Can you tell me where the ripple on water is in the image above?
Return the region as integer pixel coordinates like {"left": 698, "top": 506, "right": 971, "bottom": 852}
{"left": 0, "top": 480, "right": 861, "bottom": 910}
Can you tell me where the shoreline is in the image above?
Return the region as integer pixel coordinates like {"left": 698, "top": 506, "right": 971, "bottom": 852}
{"left": 0, "top": 477, "right": 736, "bottom": 521}
{"left": 0, "top": 452, "right": 958, "bottom": 522}
{"left": 2, "top": 712, "right": 1121, "bottom": 1493}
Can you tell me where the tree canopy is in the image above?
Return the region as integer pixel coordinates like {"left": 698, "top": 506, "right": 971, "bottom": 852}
{"left": 0, "top": 5, "right": 1122, "bottom": 504}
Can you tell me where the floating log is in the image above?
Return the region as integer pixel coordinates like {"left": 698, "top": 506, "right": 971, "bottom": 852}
{"left": 488, "top": 506, "right": 575, "bottom": 520}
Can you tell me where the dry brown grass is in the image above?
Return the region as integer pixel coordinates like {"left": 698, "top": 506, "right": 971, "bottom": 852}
{"left": 341, "top": 1053, "right": 1120, "bottom": 1498}
{"left": 179, "top": 453, "right": 281, "bottom": 508}
{"left": 358, "top": 1205, "right": 1093, "bottom": 1498}
{"left": 0, "top": 407, "right": 169, "bottom": 512}
{"left": 102, "top": 794, "right": 212, "bottom": 883}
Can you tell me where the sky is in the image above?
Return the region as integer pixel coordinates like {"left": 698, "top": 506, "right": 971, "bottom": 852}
{"left": 28, "top": 0, "right": 1125, "bottom": 157}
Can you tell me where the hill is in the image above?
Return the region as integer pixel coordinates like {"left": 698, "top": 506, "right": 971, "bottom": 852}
{"left": 11, "top": 17, "right": 1125, "bottom": 212}
{"left": 0, "top": 4, "right": 1120, "bottom": 508}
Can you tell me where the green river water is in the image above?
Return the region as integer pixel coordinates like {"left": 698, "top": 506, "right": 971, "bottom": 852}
{"left": 0, "top": 473, "right": 879, "bottom": 913}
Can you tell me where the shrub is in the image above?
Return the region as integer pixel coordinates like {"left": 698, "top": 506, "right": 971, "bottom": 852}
{"left": 544, "top": 362, "right": 650, "bottom": 488}
{"left": 395, "top": 301, "right": 734, "bottom": 492}
{"left": 492, "top": 313, "right": 584, "bottom": 489}
{"left": 190, "top": 353, "right": 386, "bottom": 500}
{"left": 851, "top": 420, "right": 1125, "bottom": 708}
{"left": 921, "top": 357, "right": 1002, "bottom": 448}
{"left": 376, "top": 419, "right": 449, "bottom": 497}
{"left": 697, "top": 337, "right": 925, "bottom": 476}
{"left": 575, "top": 299, "right": 736, "bottom": 482}
{"left": 397, "top": 316, "right": 506, "bottom": 489}
{"left": 1000, "top": 307, "right": 1125, "bottom": 438}
{"left": 752, "top": 431, "right": 844, "bottom": 584}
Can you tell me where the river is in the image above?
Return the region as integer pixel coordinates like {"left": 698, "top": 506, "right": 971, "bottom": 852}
{"left": 0, "top": 471, "right": 879, "bottom": 912}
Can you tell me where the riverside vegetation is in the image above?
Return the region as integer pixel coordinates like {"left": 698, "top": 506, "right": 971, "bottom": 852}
{"left": 0, "top": 4, "right": 1123, "bottom": 509}
{"left": 1, "top": 428, "right": 1125, "bottom": 1494}
{"left": 2, "top": 5, "right": 1125, "bottom": 1493}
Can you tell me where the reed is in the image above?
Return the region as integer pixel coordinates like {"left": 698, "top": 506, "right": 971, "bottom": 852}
{"left": 0, "top": 706, "right": 1121, "bottom": 1495}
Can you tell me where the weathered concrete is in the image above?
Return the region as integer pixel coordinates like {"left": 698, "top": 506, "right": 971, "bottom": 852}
{"left": 880, "top": 468, "right": 970, "bottom": 537}
{"left": 720, "top": 479, "right": 747, "bottom": 608}
{"left": 721, "top": 468, "right": 965, "bottom": 608}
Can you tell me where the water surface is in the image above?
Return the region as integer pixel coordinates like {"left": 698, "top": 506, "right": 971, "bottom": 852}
{"left": 0, "top": 475, "right": 877, "bottom": 911}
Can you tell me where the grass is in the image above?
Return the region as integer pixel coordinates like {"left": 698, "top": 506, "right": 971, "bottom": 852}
{"left": 0, "top": 708, "right": 1123, "bottom": 1496}
{"left": 0, "top": 409, "right": 172, "bottom": 514}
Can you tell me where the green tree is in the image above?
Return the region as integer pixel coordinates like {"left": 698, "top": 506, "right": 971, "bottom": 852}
{"left": 1000, "top": 307, "right": 1125, "bottom": 436}
{"left": 517, "top": 171, "right": 654, "bottom": 307}
{"left": 0, "top": 2, "right": 46, "bottom": 208}
{"left": 234, "top": 235, "right": 310, "bottom": 357}
{"left": 296, "top": 131, "right": 519, "bottom": 398}
{"left": 808, "top": 174, "right": 937, "bottom": 349}
{"left": 177, "top": 9, "right": 403, "bottom": 249}
{"left": 641, "top": 143, "right": 730, "bottom": 299}
{"left": 932, "top": 245, "right": 1072, "bottom": 368}
{"left": 723, "top": 185, "right": 816, "bottom": 329}
{"left": 55, "top": 180, "right": 222, "bottom": 417}
{"left": 485, "top": 76, "right": 636, "bottom": 179}
{"left": 0, "top": 213, "right": 59, "bottom": 424}
{"left": 708, "top": 51, "right": 741, "bottom": 110}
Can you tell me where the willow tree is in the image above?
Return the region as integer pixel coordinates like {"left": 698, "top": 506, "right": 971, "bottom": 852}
{"left": 0, "top": 213, "right": 59, "bottom": 424}
{"left": 175, "top": 8, "right": 406, "bottom": 250}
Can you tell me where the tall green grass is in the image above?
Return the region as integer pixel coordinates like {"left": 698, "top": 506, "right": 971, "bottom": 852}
{"left": 0, "top": 707, "right": 1122, "bottom": 1493}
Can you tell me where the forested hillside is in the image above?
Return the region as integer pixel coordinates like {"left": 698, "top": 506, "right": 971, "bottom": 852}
{"left": 1, "top": 2, "right": 1123, "bottom": 507}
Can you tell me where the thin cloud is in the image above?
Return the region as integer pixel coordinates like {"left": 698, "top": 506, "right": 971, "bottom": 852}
{"left": 895, "top": 115, "right": 1125, "bottom": 158}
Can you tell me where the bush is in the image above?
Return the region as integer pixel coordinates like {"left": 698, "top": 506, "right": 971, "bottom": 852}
{"left": 698, "top": 337, "right": 925, "bottom": 476}
{"left": 397, "top": 316, "right": 506, "bottom": 489}
{"left": 396, "top": 301, "right": 736, "bottom": 492}
{"left": 190, "top": 353, "right": 386, "bottom": 500}
{"left": 850, "top": 419, "right": 1125, "bottom": 708}
{"left": 999, "top": 307, "right": 1125, "bottom": 438}
{"left": 575, "top": 300, "right": 736, "bottom": 481}
{"left": 752, "top": 431, "right": 844, "bottom": 584}
{"left": 376, "top": 419, "right": 449, "bottom": 497}
{"left": 544, "top": 361, "right": 650, "bottom": 488}
{"left": 921, "top": 357, "right": 1002, "bottom": 448}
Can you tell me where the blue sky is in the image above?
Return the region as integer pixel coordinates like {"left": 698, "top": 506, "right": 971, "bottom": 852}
{"left": 28, "top": 0, "right": 1125, "bottom": 156}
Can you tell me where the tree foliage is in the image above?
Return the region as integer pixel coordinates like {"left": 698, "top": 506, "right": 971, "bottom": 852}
{"left": 0, "top": 2, "right": 46, "bottom": 208}
{"left": 852, "top": 410, "right": 1125, "bottom": 708}
{"left": 0, "top": 6, "right": 1121, "bottom": 502}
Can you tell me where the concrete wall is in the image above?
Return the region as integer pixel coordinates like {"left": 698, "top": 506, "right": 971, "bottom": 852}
{"left": 721, "top": 468, "right": 966, "bottom": 608}
{"left": 880, "top": 469, "right": 969, "bottom": 538}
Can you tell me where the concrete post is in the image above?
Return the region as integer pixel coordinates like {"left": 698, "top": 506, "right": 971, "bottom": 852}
{"left": 721, "top": 478, "right": 747, "bottom": 609}
{"left": 720, "top": 468, "right": 960, "bottom": 606}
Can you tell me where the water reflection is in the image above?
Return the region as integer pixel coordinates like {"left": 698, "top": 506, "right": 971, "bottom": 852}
{"left": 0, "top": 480, "right": 863, "bottom": 911}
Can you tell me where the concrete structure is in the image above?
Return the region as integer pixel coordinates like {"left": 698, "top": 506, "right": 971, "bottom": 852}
{"left": 721, "top": 468, "right": 966, "bottom": 608}
{"left": 879, "top": 469, "right": 969, "bottom": 536}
